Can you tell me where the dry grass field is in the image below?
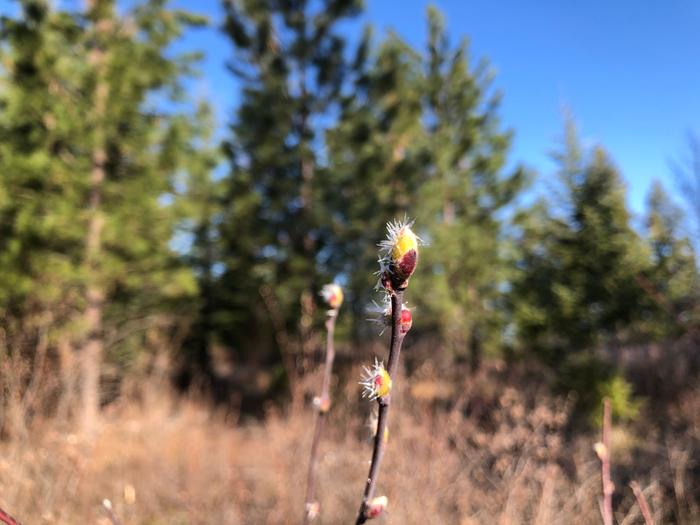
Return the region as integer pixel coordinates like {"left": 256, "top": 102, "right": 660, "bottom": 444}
{"left": 1, "top": 358, "right": 698, "bottom": 525}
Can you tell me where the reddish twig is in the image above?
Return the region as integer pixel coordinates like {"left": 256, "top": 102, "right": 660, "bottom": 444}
{"left": 596, "top": 398, "right": 614, "bottom": 525}
{"left": 630, "top": 481, "right": 654, "bottom": 525}
{"left": 355, "top": 290, "right": 405, "bottom": 524}
{"left": 302, "top": 310, "right": 338, "bottom": 524}
{"left": 0, "top": 507, "right": 22, "bottom": 525}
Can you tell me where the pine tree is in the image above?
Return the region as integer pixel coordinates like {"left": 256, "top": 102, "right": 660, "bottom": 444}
{"left": 644, "top": 180, "right": 700, "bottom": 337}
{"left": 326, "top": 28, "right": 426, "bottom": 341}
{"left": 0, "top": 0, "right": 206, "bottom": 430}
{"left": 0, "top": 0, "right": 87, "bottom": 432}
{"left": 512, "top": 119, "right": 648, "bottom": 418}
{"left": 78, "top": 0, "right": 206, "bottom": 431}
{"left": 219, "top": 0, "right": 362, "bottom": 391}
{"left": 412, "top": 6, "right": 526, "bottom": 369}
{"left": 172, "top": 101, "right": 223, "bottom": 383}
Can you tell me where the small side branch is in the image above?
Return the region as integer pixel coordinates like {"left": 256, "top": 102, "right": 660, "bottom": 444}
{"left": 0, "top": 507, "right": 22, "bottom": 525}
{"left": 630, "top": 481, "right": 654, "bottom": 525}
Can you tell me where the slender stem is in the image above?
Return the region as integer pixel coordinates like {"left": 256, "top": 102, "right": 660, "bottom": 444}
{"left": 630, "top": 481, "right": 653, "bottom": 525}
{"left": 355, "top": 290, "right": 405, "bottom": 524}
{"left": 302, "top": 311, "right": 337, "bottom": 524}
{"left": 0, "top": 507, "right": 21, "bottom": 525}
{"left": 601, "top": 398, "right": 614, "bottom": 525}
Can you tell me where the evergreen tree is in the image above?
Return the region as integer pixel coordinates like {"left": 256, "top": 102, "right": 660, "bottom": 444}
{"left": 219, "top": 0, "right": 362, "bottom": 390}
{"left": 326, "top": 29, "right": 426, "bottom": 341}
{"left": 78, "top": 0, "right": 206, "bottom": 431}
{"left": 412, "top": 6, "right": 526, "bottom": 369}
{"left": 0, "top": 1, "right": 87, "bottom": 432}
{"left": 513, "top": 119, "right": 648, "bottom": 418}
{"left": 0, "top": 0, "right": 206, "bottom": 430}
{"left": 172, "top": 101, "right": 223, "bottom": 383}
{"left": 644, "top": 180, "right": 700, "bottom": 337}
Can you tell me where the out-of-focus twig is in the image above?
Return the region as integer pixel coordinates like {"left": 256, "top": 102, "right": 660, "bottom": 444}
{"left": 302, "top": 291, "right": 340, "bottom": 524}
{"left": 0, "top": 507, "right": 22, "bottom": 525}
{"left": 594, "top": 398, "right": 614, "bottom": 525}
{"left": 630, "top": 481, "right": 654, "bottom": 525}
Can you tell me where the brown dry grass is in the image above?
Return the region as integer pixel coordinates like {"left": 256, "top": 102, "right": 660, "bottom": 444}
{"left": 0, "top": 361, "right": 698, "bottom": 524}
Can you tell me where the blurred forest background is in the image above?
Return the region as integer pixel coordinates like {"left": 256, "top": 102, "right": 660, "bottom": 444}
{"left": 1, "top": 0, "right": 700, "bottom": 523}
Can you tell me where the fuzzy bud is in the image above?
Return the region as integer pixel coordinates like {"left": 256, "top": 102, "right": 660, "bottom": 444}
{"left": 364, "top": 496, "right": 388, "bottom": 519}
{"left": 379, "top": 220, "right": 419, "bottom": 291}
{"left": 313, "top": 396, "right": 331, "bottom": 413}
{"left": 400, "top": 306, "right": 412, "bottom": 334}
{"left": 305, "top": 501, "right": 320, "bottom": 521}
{"left": 360, "top": 359, "right": 392, "bottom": 401}
{"left": 593, "top": 442, "right": 607, "bottom": 461}
{"left": 320, "top": 283, "right": 343, "bottom": 310}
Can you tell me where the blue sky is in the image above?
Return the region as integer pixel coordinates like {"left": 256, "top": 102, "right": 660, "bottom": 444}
{"left": 6, "top": 0, "right": 699, "bottom": 216}
{"left": 167, "top": 0, "right": 700, "bottom": 218}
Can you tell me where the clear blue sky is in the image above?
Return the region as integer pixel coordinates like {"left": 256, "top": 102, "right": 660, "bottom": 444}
{"left": 6, "top": 0, "right": 699, "bottom": 216}
{"left": 168, "top": 0, "right": 700, "bottom": 218}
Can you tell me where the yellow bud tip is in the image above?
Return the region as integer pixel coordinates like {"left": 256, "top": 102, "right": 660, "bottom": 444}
{"left": 391, "top": 225, "right": 418, "bottom": 261}
{"left": 360, "top": 359, "right": 392, "bottom": 400}
{"left": 375, "top": 368, "right": 392, "bottom": 398}
{"left": 380, "top": 219, "right": 420, "bottom": 289}
{"left": 320, "top": 283, "right": 343, "bottom": 310}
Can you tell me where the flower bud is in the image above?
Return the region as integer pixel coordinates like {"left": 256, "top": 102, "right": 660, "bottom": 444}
{"left": 368, "top": 297, "right": 413, "bottom": 335}
{"left": 593, "top": 442, "right": 607, "bottom": 461}
{"left": 305, "top": 501, "right": 320, "bottom": 521}
{"left": 364, "top": 496, "right": 388, "bottom": 519}
{"left": 400, "top": 306, "right": 412, "bottom": 334}
{"left": 312, "top": 396, "right": 331, "bottom": 413}
{"left": 360, "top": 359, "right": 392, "bottom": 401}
{"left": 320, "top": 283, "right": 343, "bottom": 310}
{"left": 379, "top": 219, "right": 419, "bottom": 291}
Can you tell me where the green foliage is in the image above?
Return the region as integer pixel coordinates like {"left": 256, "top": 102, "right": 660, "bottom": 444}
{"left": 0, "top": 0, "right": 206, "bottom": 369}
{"left": 0, "top": 0, "right": 698, "bottom": 415}
{"left": 642, "top": 180, "right": 700, "bottom": 337}
{"left": 511, "top": 117, "right": 653, "bottom": 417}
{"left": 557, "top": 356, "right": 640, "bottom": 424}
{"left": 218, "top": 0, "right": 362, "bottom": 361}
{"left": 412, "top": 6, "right": 526, "bottom": 364}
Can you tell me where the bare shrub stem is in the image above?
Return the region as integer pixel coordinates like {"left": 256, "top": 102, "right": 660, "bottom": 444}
{"left": 355, "top": 290, "right": 405, "bottom": 524}
{"left": 302, "top": 311, "right": 338, "bottom": 524}
{"left": 0, "top": 507, "right": 21, "bottom": 525}
{"left": 600, "top": 398, "right": 614, "bottom": 525}
{"left": 629, "top": 481, "right": 653, "bottom": 525}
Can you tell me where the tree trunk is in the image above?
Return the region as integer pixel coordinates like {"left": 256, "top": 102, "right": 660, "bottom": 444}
{"left": 79, "top": 5, "right": 109, "bottom": 435}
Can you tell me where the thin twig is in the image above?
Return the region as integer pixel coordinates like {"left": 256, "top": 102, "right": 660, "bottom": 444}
{"left": 630, "top": 481, "right": 654, "bottom": 525}
{"left": 598, "top": 398, "right": 614, "bottom": 525}
{"left": 355, "top": 290, "right": 405, "bottom": 524}
{"left": 302, "top": 311, "right": 338, "bottom": 524}
{"left": 0, "top": 507, "right": 21, "bottom": 525}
